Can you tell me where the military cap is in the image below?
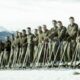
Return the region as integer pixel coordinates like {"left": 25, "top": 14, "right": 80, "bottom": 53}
{"left": 69, "top": 16, "right": 74, "bottom": 20}
{"left": 57, "top": 21, "right": 62, "bottom": 24}
{"left": 22, "top": 29, "right": 26, "bottom": 32}
{"left": 16, "top": 31, "right": 19, "bottom": 33}
{"left": 52, "top": 20, "right": 57, "bottom": 23}
{"left": 35, "top": 29, "right": 38, "bottom": 31}
{"left": 43, "top": 24, "right": 46, "bottom": 26}
{"left": 27, "top": 27, "right": 31, "bottom": 30}
{"left": 38, "top": 26, "right": 42, "bottom": 28}
{"left": 38, "top": 26, "right": 42, "bottom": 29}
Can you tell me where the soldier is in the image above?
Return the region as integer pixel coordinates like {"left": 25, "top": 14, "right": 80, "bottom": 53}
{"left": 56, "top": 21, "right": 67, "bottom": 64}
{"left": 33, "top": 29, "right": 38, "bottom": 65}
{"left": 73, "top": 30, "right": 80, "bottom": 68}
{"left": 3, "top": 36, "right": 11, "bottom": 68}
{"left": 17, "top": 32, "right": 23, "bottom": 66}
{"left": 48, "top": 20, "right": 58, "bottom": 65}
{"left": 0, "top": 40, "right": 4, "bottom": 53}
{"left": 67, "top": 17, "right": 78, "bottom": 62}
{"left": 11, "top": 34, "right": 15, "bottom": 49}
{"left": 42, "top": 25, "right": 49, "bottom": 66}
{"left": 8, "top": 34, "right": 15, "bottom": 68}
{"left": 20, "top": 30, "right": 27, "bottom": 67}
{"left": 23, "top": 27, "right": 34, "bottom": 67}
{"left": 57, "top": 21, "right": 66, "bottom": 41}
{"left": 36, "top": 26, "right": 44, "bottom": 66}
{"left": 12, "top": 31, "right": 20, "bottom": 68}
{"left": 49, "top": 20, "right": 58, "bottom": 40}
{"left": 0, "top": 41, "right": 2, "bottom": 53}
{"left": 38, "top": 26, "right": 43, "bottom": 43}
{"left": 0, "top": 40, "right": 5, "bottom": 67}
{"left": 0, "top": 40, "right": 2, "bottom": 66}
{"left": 75, "top": 30, "right": 80, "bottom": 61}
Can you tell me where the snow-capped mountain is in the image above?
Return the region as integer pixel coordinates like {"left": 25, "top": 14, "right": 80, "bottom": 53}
{"left": 0, "top": 26, "right": 13, "bottom": 41}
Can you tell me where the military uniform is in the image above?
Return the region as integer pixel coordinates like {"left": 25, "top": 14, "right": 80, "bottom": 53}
{"left": 49, "top": 26, "right": 58, "bottom": 40}
{"left": 3, "top": 39, "right": 11, "bottom": 67}
{"left": 75, "top": 35, "right": 80, "bottom": 61}
{"left": 0, "top": 41, "right": 4, "bottom": 67}
{"left": 57, "top": 26, "right": 67, "bottom": 62}
{"left": 42, "top": 29, "right": 49, "bottom": 65}
{"left": 33, "top": 33, "right": 38, "bottom": 64}
{"left": 23, "top": 33, "right": 34, "bottom": 66}
{"left": 67, "top": 23, "right": 78, "bottom": 61}
{"left": 12, "top": 36, "right": 20, "bottom": 67}
{"left": 48, "top": 26, "right": 58, "bottom": 64}
{"left": 57, "top": 26, "right": 66, "bottom": 41}
{"left": 67, "top": 23, "right": 78, "bottom": 40}
{"left": 8, "top": 36, "right": 15, "bottom": 67}
{"left": 36, "top": 31, "right": 44, "bottom": 64}
{"left": 20, "top": 34, "right": 27, "bottom": 65}
{"left": 71, "top": 31, "right": 80, "bottom": 64}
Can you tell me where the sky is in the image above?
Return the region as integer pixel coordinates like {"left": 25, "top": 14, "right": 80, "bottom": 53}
{"left": 0, "top": 0, "right": 80, "bottom": 31}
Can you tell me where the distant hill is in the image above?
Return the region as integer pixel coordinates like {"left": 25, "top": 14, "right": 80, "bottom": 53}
{"left": 0, "top": 26, "right": 15, "bottom": 41}
{"left": 0, "top": 31, "right": 12, "bottom": 41}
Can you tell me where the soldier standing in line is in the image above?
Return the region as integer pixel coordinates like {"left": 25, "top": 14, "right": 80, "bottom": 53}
{"left": 17, "top": 32, "right": 23, "bottom": 66}
{"left": 67, "top": 17, "right": 78, "bottom": 62}
{"left": 12, "top": 31, "right": 20, "bottom": 68}
{"left": 75, "top": 30, "right": 80, "bottom": 61}
{"left": 23, "top": 27, "right": 34, "bottom": 67}
{"left": 48, "top": 20, "right": 58, "bottom": 65}
{"left": 0, "top": 40, "right": 5, "bottom": 68}
{"left": 74, "top": 30, "right": 80, "bottom": 67}
{"left": 42, "top": 25, "right": 49, "bottom": 66}
{"left": 3, "top": 36, "right": 11, "bottom": 68}
{"left": 20, "top": 30, "right": 27, "bottom": 68}
{"left": 57, "top": 21, "right": 67, "bottom": 63}
{"left": 0, "top": 41, "right": 2, "bottom": 53}
{"left": 8, "top": 34, "right": 15, "bottom": 68}
{"left": 33, "top": 29, "right": 38, "bottom": 66}
{"left": 36, "top": 26, "right": 44, "bottom": 66}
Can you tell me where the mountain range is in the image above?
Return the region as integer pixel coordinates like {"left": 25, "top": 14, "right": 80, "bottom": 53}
{"left": 0, "top": 26, "right": 14, "bottom": 41}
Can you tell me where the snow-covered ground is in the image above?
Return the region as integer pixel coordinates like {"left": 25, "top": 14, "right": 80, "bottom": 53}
{"left": 0, "top": 68, "right": 80, "bottom": 80}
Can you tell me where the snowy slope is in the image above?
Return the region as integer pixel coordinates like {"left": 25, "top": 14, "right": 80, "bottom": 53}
{"left": 0, "top": 69, "right": 80, "bottom": 80}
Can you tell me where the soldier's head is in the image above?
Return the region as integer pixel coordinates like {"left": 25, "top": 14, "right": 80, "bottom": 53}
{"left": 38, "top": 26, "right": 42, "bottom": 33}
{"left": 43, "top": 25, "right": 47, "bottom": 32}
{"left": 57, "top": 21, "right": 63, "bottom": 28}
{"left": 22, "top": 29, "right": 26, "bottom": 36}
{"left": 52, "top": 20, "right": 57, "bottom": 27}
{"left": 27, "top": 27, "right": 31, "bottom": 34}
{"left": 69, "top": 17, "right": 74, "bottom": 25}
{"left": 34, "top": 29, "right": 38, "bottom": 35}
{"left": 16, "top": 31, "right": 19, "bottom": 38}
{"left": 19, "top": 32, "right": 22, "bottom": 37}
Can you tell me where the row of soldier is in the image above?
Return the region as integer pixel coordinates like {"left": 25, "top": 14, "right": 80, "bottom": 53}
{"left": 0, "top": 16, "right": 80, "bottom": 69}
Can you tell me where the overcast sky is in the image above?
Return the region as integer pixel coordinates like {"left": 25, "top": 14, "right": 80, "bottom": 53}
{"left": 0, "top": 0, "right": 80, "bottom": 31}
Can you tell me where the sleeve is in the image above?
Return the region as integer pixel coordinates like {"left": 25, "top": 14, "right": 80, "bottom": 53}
{"left": 72, "top": 24, "right": 78, "bottom": 36}
{"left": 58, "top": 27, "right": 66, "bottom": 39}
